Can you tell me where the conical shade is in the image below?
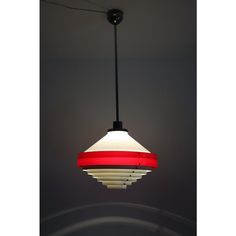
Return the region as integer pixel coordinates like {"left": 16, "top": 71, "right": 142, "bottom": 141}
{"left": 85, "top": 131, "right": 149, "bottom": 153}
{"left": 77, "top": 130, "right": 158, "bottom": 189}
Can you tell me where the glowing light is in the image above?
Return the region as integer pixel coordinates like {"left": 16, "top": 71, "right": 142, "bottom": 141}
{"left": 77, "top": 131, "right": 158, "bottom": 189}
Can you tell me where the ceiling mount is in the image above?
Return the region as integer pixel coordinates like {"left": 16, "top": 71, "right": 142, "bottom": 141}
{"left": 107, "top": 9, "right": 123, "bottom": 25}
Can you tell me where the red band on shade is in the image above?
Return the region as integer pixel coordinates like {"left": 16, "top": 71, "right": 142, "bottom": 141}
{"left": 77, "top": 151, "right": 158, "bottom": 168}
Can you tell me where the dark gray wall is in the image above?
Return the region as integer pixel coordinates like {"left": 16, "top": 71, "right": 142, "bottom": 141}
{"left": 40, "top": 0, "right": 196, "bottom": 227}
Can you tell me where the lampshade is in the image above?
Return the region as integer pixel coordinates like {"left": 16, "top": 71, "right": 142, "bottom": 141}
{"left": 78, "top": 131, "right": 158, "bottom": 189}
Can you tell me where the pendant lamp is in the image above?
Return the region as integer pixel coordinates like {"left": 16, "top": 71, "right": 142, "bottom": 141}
{"left": 77, "top": 9, "right": 158, "bottom": 189}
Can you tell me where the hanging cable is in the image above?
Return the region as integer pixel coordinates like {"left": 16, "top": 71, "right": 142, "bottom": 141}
{"left": 114, "top": 24, "right": 119, "bottom": 122}
{"left": 41, "top": 4, "right": 124, "bottom": 130}
{"left": 106, "top": 9, "right": 125, "bottom": 131}
{"left": 41, "top": 0, "right": 106, "bottom": 14}
{"left": 80, "top": 0, "right": 108, "bottom": 10}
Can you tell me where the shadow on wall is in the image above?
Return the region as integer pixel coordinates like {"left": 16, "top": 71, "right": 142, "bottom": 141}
{"left": 41, "top": 202, "right": 196, "bottom": 236}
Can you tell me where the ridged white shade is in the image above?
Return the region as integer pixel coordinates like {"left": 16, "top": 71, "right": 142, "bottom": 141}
{"left": 83, "top": 169, "right": 151, "bottom": 189}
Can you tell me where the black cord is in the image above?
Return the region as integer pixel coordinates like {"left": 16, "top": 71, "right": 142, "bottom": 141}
{"left": 41, "top": 0, "right": 106, "bottom": 14}
{"left": 42, "top": 2, "right": 122, "bottom": 127}
{"left": 114, "top": 25, "right": 120, "bottom": 122}
{"left": 80, "top": 0, "right": 108, "bottom": 10}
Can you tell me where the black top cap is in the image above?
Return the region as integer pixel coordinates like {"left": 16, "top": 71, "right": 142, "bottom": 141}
{"left": 107, "top": 9, "right": 123, "bottom": 25}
